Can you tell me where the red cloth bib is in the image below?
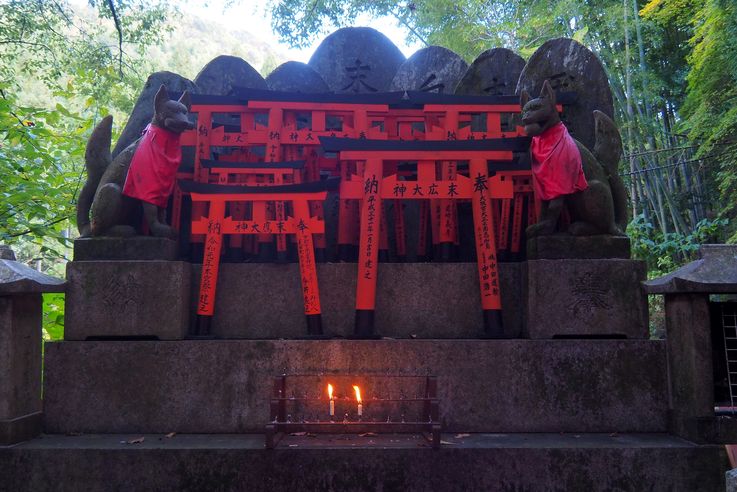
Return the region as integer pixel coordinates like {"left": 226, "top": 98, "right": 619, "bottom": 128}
{"left": 530, "top": 122, "right": 588, "bottom": 200}
{"left": 122, "top": 124, "right": 182, "bottom": 208}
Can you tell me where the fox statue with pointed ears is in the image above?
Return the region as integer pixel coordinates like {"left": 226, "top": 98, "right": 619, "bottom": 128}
{"left": 77, "top": 85, "right": 193, "bottom": 239}
{"left": 520, "top": 80, "right": 629, "bottom": 237}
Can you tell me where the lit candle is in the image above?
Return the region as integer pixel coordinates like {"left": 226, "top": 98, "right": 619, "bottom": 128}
{"left": 353, "top": 385, "right": 362, "bottom": 417}
{"left": 328, "top": 384, "right": 335, "bottom": 417}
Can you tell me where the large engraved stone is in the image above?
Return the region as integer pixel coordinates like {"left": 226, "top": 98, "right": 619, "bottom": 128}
{"left": 455, "top": 48, "right": 525, "bottom": 96}
{"left": 389, "top": 46, "right": 467, "bottom": 93}
{"left": 64, "top": 261, "right": 190, "bottom": 340}
{"left": 266, "top": 61, "right": 329, "bottom": 92}
{"left": 112, "top": 71, "right": 197, "bottom": 158}
{"left": 194, "top": 55, "right": 267, "bottom": 95}
{"left": 517, "top": 38, "right": 614, "bottom": 151}
{"left": 308, "top": 27, "right": 405, "bottom": 93}
{"left": 525, "top": 259, "right": 648, "bottom": 338}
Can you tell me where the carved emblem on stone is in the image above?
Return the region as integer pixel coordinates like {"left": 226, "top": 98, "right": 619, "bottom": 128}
{"left": 102, "top": 273, "right": 142, "bottom": 314}
{"left": 567, "top": 272, "right": 612, "bottom": 318}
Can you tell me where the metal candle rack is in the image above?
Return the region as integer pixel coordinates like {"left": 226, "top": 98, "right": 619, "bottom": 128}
{"left": 265, "top": 374, "right": 441, "bottom": 449}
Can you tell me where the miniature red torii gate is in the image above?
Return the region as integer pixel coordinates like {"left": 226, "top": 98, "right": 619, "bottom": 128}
{"left": 178, "top": 178, "right": 338, "bottom": 336}
{"left": 321, "top": 137, "right": 531, "bottom": 337}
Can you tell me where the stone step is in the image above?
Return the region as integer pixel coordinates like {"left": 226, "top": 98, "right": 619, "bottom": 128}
{"left": 44, "top": 339, "right": 668, "bottom": 434}
{"left": 0, "top": 433, "right": 726, "bottom": 491}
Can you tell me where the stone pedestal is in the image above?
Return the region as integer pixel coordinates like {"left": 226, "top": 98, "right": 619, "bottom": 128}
{"left": 64, "top": 261, "right": 191, "bottom": 340}
{"left": 0, "top": 296, "right": 43, "bottom": 444}
{"left": 664, "top": 294, "right": 715, "bottom": 441}
{"left": 527, "top": 235, "right": 631, "bottom": 260}
{"left": 525, "top": 259, "right": 648, "bottom": 338}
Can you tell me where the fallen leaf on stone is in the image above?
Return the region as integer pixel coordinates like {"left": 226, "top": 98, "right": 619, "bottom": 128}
{"left": 440, "top": 440, "right": 457, "bottom": 445}
{"left": 126, "top": 437, "right": 145, "bottom": 444}
{"left": 290, "top": 432, "right": 308, "bottom": 436}
{"left": 359, "top": 432, "right": 378, "bottom": 437}
{"left": 454, "top": 433, "right": 471, "bottom": 439}
{"left": 165, "top": 432, "right": 176, "bottom": 439}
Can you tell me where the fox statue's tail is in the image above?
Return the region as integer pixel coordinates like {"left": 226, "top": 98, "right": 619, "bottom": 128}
{"left": 592, "top": 110, "right": 629, "bottom": 233}
{"left": 77, "top": 115, "right": 113, "bottom": 236}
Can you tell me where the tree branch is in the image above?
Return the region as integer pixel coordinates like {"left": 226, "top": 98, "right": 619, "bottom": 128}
{"left": 105, "top": 0, "right": 124, "bottom": 77}
{"left": 8, "top": 215, "right": 71, "bottom": 238}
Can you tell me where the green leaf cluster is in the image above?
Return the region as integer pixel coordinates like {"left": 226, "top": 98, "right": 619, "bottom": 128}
{"left": 628, "top": 213, "right": 728, "bottom": 275}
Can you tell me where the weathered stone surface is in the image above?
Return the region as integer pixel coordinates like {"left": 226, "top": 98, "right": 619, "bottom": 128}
{"left": 43, "top": 339, "right": 668, "bottom": 433}
{"left": 727, "top": 468, "right": 737, "bottom": 492}
{"left": 664, "top": 294, "right": 715, "bottom": 442}
{"left": 517, "top": 38, "right": 614, "bottom": 151}
{"left": 527, "top": 235, "right": 631, "bottom": 260}
{"left": 645, "top": 244, "right": 737, "bottom": 294}
{"left": 455, "top": 48, "right": 526, "bottom": 96}
{"left": 112, "top": 71, "right": 197, "bottom": 158}
{"left": 73, "top": 237, "right": 178, "bottom": 261}
{"left": 190, "top": 262, "right": 523, "bottom": 339}
{"left": 0, "top": 260, "right": 65, "bottom": 295}
{"left": 266, "top": 61, "right": 329, "bottom": 92}
{"left": 389, "top": 46, "right": 468, "bottom": 93}
{"left": 308, "top": 27, "right": 405, "bottom": 93}
{"left": 64, "top": 261, "right": 190, "bottom": 340}
{"left": 0, "top": 433, "right": 725, "bottom": 492}
{"left": 0, "top": 295, "right": 42, "bottom": 444}
{"left": 0, "top": 245, "right": 15, "bottom": 260}
{"left": 0, "top": 412, "right": 42, "bottom": 445}
{"left": 194, "top": 55, "right": 267, "bottom": 96}
{"left": 525, "top": 259, "right": 648, "bottom": 338}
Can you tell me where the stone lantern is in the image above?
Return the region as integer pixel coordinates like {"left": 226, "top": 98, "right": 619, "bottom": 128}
{"left": 644, "top": 244, "right": 737, "bottom": 443}
{"left": 0, "top": 246, "right": 65, "bottom": 444}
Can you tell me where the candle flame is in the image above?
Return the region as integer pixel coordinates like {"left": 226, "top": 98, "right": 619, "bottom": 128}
{"left": 328, "top": 383, "right": 334, "bottom": 400}
{"left": 353, "top": 385, "right": 362, "bottom": 403}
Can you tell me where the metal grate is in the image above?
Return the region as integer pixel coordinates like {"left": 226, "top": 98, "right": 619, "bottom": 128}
{"left": 721, "top": 303, "right": 737, "bottom": 414}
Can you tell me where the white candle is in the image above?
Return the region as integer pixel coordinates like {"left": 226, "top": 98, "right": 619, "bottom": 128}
{"left": 328, "top": 384, "right": 335, "bottom": 417}
{"left": 353, "top": 385, "right": 363, "bottom": 417}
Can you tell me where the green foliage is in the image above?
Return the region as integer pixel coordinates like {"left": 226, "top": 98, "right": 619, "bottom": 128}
{"left": 0, "top": 85, "right": 88, "bottom": 257}
{"left": 643, "top": 0, "right": 737, "bottom": 242}
{"left": 42, "top": 293, "right": 65, "bottom": 341}
{"left": 628, "top": 213, "right": 728, "bottom": 275}
{"left": 0, "top": 0, "right": 176, "bottom": 265}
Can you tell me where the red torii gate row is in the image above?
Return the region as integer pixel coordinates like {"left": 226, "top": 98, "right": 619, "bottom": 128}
{"left": 172, "top": 91, "right": 559, "bottom": 261}
{"left": 320, "top": 137, "right": 531, "bottom": 338}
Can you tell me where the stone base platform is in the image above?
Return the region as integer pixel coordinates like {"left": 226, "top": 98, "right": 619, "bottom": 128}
{"left": 0, "top": 433, "right": 726, "bottom": 491}
{"left": 43, "top": 340, "right": 668, "bottom": 434}
{"left": 73, "top": 237, "right": 178, "bottom": 261}
{"left": 191, "top": 262, "right": 524, "bottom": 339}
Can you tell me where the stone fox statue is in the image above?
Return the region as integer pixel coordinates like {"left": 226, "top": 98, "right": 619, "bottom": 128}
{"left": 77, "top": 85, "right": 193, "bottom": 238}
{"left": 520, "top": 80, "right": 629, "bottom": 237}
